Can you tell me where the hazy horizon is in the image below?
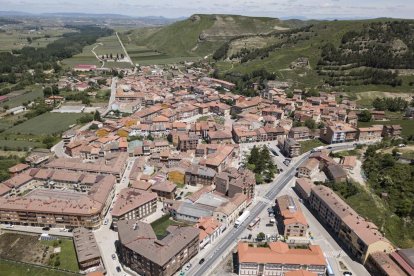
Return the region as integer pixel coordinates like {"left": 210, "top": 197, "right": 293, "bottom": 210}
{"left": 0, "top": 0, "right": 413, "bottom": 20}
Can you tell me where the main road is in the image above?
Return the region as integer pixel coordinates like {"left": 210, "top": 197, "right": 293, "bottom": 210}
{"left": 188, "top": 143, "right": 355, "bottom": 276}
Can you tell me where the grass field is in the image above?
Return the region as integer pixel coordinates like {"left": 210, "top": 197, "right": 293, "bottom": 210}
{"left": 0, "top": 85, "right": 43, "bottom": 109}
{"left": 150, "top": 215, "right": 192, "bottom": 238}
{"left": 358, "top": 119, "right": 414, "bottom": 138}
{"left": 4, "top": 112, "right": 84, "bottom": 135}
{"left": 0, "top": 260, "right": 78, "bottom": 276}
{"left": 299, "top": 139, "right": 326, "bottom": 154}
{"left": 0, "top": 233, "right": 79, "bottom": 272}
{"left": 41, "top": 239, "right": 78, "bottom": 272}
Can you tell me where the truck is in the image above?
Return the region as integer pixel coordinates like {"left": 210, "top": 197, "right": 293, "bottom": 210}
{"left": 234, "top": 210, "right": 250, "bottom": 228}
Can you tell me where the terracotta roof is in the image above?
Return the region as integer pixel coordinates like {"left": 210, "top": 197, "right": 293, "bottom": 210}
{"left": 118, "top": 220, "right": 199, "bottom": 267}
{"left": 237, "top": 241, "right": 326, "bottom": 266}
{"left": 111, "top": 188, "right": 157, "bottom": 217}
{"left": 8, "top": 163, "right": 30, "bottom": 174}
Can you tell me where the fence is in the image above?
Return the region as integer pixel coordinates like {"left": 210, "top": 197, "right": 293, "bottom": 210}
{"left": 0, "top": 257, "right": 81, "bottom": 275}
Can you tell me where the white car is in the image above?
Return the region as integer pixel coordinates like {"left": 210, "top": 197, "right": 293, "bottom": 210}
{"left": 104, "top": 219, "right": 109, "bottom": 225}
{"left": 5, "top": 224, "right": 14, "bottom": 228}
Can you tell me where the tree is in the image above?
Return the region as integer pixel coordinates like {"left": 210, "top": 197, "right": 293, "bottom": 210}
{"left": 358, "top": 110, "right": 372, "bottom": 122}
{"left": 43, "top": 87, "right": 52, "bottom": 98}
{"left": 42, "top": 136, "right": 55, "bottom": 149}
{"left": 304, "top": 118, "right": 317, "bottom": 129}
{"left": 257, "top": 232, "right": 266, "bottom": 241}
{"left": 94, "top": 110, "right": 102, "bottom": 122}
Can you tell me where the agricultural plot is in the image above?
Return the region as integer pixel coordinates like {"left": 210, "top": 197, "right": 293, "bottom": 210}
{"left": 0, "top": 85, "right": 44, "bottom": 109}
{"left": 0, "top": 233, "right": 78, "bottom": 272}
{"left": 4, "top": 112, "right": 84, "bottom": 135}
{"left": 62, "top": 34, "right": 130, "bottom": 68}
{"left": 0, "top": 27, "right": 73, "bottom": 52}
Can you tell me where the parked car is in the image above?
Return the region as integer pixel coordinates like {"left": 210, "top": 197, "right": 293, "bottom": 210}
{"left": 199, "top": 258, "right": 205, "bottom": 264}
{"left": 104, "top": 219, "right": 109, "bottom": 225}
{"left": 343, "top": 272, "right": 352, "bottom": 276}
{"left": 327, "top": 146, "right": 333, "bottom": 149}
{"left": 112, "top": 254, "right": 116, "bottom": 260}
{"left": 5, "top": 224, "right": 14, "bottom": 228}
{"left": 116, "top": 266, "right": 121, "bottom": 272}
{"left": 42, "top": 227, "right": 50, "bottom": 231}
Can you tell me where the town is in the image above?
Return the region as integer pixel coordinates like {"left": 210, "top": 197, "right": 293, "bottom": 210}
{"left": 0, "top": 59, "right": 413, "bottom": 276}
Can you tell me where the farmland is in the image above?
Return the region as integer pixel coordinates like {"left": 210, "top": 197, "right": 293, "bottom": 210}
{"left": 62, "top": 34, "right": 131, "bottom": 68}
{"left": 4, "top": 112, "right": 84, "bottom": 135}
{"left": 0, "top": 27, "right": 73, "bottom": 52}
{"left": 0, "top": 85, "right": 44, "bottom": 109}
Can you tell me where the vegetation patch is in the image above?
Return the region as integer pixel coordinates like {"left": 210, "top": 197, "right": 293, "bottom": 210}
{"left": 0, "top": 233, "right": 78, "bottom": 272}
{"left": 4, "top": 112, "right": 84, "bottom": 135}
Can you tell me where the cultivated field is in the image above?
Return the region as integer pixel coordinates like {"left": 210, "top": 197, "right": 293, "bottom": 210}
{"left": 0, "top": 85, "right": 43, "bottom": 109}
{"left": 0, "top": 27, "right": 73, "bottom": 52}
{"left": 0, "top": 233, "right": 78, "bottom": 272}
{"left": 62, "top": 34, "right": 131, "bottom": 68}
{"left": 4, "top": 112, "right": 84, "bottom": 135}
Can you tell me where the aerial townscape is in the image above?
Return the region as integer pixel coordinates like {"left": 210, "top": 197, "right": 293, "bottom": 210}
{"left": 0, "top": 2, "right": 414, "bottom": 276}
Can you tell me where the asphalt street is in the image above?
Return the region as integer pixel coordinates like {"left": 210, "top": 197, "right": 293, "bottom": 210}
{"left": 189, "top": 143, "right": 355, "bottom": 276}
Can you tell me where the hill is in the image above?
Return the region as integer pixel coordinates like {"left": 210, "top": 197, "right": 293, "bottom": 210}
{"left": 213, "top": 19, "right": 414, "bottom": 94}
{"left": 124, "top": 14, "right": 301, "bottom": 59}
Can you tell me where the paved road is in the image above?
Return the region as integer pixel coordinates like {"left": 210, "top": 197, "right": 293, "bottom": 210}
{"left": 94, "top": 157, "right": 137, "bottom": 276}
{"left": 189, "top": 143, "right": 356, "bottom": 276}
{"left": 116, "top": 32, "right": 134, "bottom": 66}
{"left": 103, "top": 77, "right": 118, "bottom": 116}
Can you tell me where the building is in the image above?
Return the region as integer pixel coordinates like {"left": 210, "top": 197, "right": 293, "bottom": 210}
{"left": 206, "top": 130, "right": 233, "bottom": 144}
{"left": 151, "top": 180, "right": 177, "bottom": 200}
{"left": 195, "top": 217, "right": 224, "bottom": 249}
{"left": 320, "top": 123, "right": 357, "bottom": 144}
{"left": 324, "top": 164, "right": 347, "bottom": 183}
{"left": 0, "top": 175, "right": 116, "bottom": 229}
{"left": 74, "top": 64, "right": 97, "bottom": 72}
{"left": 297, "top": 158, "right": 319, "bottom": 178}
{"left": 365, "top": 251, "right": 409, "bottom": 276}
{"left": 185, "top": 165, "right": 216, "bottom": 186}
{"left": 118, "top": 220, "right": 199, "bottom": 276}
{"left": 111, "top": 188, "right": 158, "bottom": 229}
{"left": 357, "top": 125, "right": 383, "bottom": 142}
{"left": 289, "top": 127, "right": 310, "bottom": 141}
{"left": 237, "top": 241, "right": 327, "bottom": 276}
{"left": 215, "top": 168, "right": 256, "bottom": 202}
{"left": 382, "top": 125, "right": 402, "bottom": 138}
{"left": 279, "top": 138, "right": 301, "bottom": 158}
{"left": 214, "top": 193, "right": 247, "bottom": 226}
{"left": 294, "top": 178, "right": 315, "bottom": 202}
{"left": 275, "top": 195, "right": 308, "bottom": 238}
{"left": 309, "top": 185, "right": 395, "bottom": 263}
{"left": 177, "top": 133, "right": 199, "bottom": 151}
{"left": 73, "top": 227, "right": 102, "bottom": 270}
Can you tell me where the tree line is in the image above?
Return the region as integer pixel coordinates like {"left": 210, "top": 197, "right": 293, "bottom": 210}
{"left": 0, "top": 25, "right": 113, "bottom": 75}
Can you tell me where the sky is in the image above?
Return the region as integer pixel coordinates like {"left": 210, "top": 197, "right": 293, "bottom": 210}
{"left": 1, "top": 0, "right": 414, "bottom": 19}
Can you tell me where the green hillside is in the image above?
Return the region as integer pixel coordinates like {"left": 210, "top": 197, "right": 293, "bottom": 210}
{"left": 214, "top": 19, "right": 414, "bottom": 93}
{"left": 121, "top": 14, "right": 300, "bottom": 63}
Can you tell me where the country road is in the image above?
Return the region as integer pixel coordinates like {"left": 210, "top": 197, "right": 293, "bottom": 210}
{"left": 116, "top": 32, "right": 134, "bottom": 66}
